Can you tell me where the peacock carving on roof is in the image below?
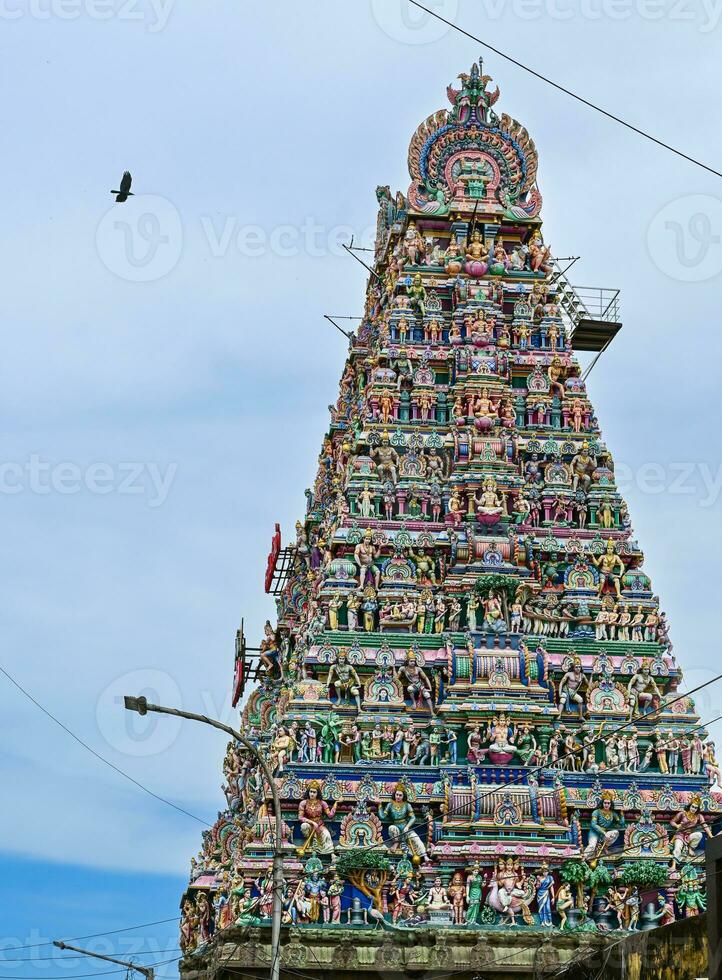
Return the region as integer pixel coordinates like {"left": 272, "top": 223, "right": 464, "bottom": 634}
{"left": 406, "top": 58, "right": 542, "bottom": 221}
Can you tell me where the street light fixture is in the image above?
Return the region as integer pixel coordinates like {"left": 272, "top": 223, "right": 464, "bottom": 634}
{"left": 123, "top": 697, "right": 283, "bottom": 980}
{"left": 53, "top": 942, "right": 153, "bottom": 980}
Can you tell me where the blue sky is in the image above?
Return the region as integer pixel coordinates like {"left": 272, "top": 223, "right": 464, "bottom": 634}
{"left": 2, "top": 0, "right": 722, "bottom": 975}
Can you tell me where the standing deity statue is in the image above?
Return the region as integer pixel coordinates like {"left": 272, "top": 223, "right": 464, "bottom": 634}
{"left": 354, "top": 529, "right": 380, "bottom": 589}
{"left": 535, "top": 863, "right": 555, "bottom": 928}
{"left": 408, "top": 272, "right": 427, "bottom": 317}
{"left": 327, "top": 873, "right": 344, "bottom": 924}
{"left": 465, "top": 862, "right": 484, "bottom": 925}
{"left": 358, "top": 482, "right": 374, "bottom": 518}
{"left": 627, "top": 659, "right": 662, "bottom": 718}
{"left": 346, "top": 591, "right": 361, "bottom": 631}
{"left": 327, "top": 594, "right": 343, "bottom": 631}
{"left": 444, "top": 870, "right": 466, "bottom": 924}
{"left": 448, "top": 488, "right": 464, "bottom": 527}
{"left": 466, "top": 593, "right": 481, "bottom": 631}
{"left": 555, "top": 883, "right": 574, "bottom": 930}
{"left": 300, "top": 858, "right": 329, "bottom": 923}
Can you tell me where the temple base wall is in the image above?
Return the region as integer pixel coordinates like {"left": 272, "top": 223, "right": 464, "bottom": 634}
{"left": 181, "top": 925, "right": 606, "bottom": 980}
{"left": 181, "top": 919, "right": 710, "bottom": 980}
{"left": 561, "top": 916, "right": 707, "bottom": 980}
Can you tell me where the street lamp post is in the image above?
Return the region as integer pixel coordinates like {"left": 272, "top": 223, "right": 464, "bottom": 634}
{"left": 123, "top": 697, "right": 284, "bottom": 980}
{"left": 53, "top": 942, "right": 153, "bottom": 980}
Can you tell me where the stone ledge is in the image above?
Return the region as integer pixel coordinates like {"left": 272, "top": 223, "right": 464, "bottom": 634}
{"left": 181, "top": 925, "right": 609, "bottom": 979}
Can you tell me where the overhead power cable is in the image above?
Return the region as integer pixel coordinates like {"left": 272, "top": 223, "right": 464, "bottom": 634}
{"left": 0, "top": 957, "right": 181, "bottom": 980}
{"left": 0, "top": 920, "right": 181, "bottom": 954}
{"left": 1, "top": 665, "right": 210, "bottom": 827}
{"left": 0, "top": 949, "right": 181, "bottom": 965}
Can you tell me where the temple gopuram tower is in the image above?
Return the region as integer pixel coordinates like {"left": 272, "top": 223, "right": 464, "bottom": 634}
{"left": 180, "top": 60, "right": 719, "bottom": 979}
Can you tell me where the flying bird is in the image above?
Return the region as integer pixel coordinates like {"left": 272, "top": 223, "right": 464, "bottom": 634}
{"left": 111, "top": 171, "right": 134, "bottom": 203}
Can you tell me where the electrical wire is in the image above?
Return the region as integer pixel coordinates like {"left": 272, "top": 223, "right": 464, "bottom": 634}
{"left": 0, "top": 959, "right": 181, "bottom": 980}
{"left": 0, "top": 921, "right": 181, "bottom": 954}
{"left": 0, "top": 951, "right": 181, "bottom": 965}
{"left": 406, "top": 0, "right": 722, "bottom": 180}
{"left": 0, "top": 665, "right": 210, "bottom": 828}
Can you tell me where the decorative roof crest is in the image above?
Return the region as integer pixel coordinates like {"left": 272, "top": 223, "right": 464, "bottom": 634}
{"left": 406, "top": 57, "right": 541, "bottom": 221}
{"left": 446, "top": 58, "right": 500, "bottom": 125}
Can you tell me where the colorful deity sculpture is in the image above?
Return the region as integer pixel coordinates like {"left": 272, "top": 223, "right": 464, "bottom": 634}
{"left": 627, "top": 659, "right": 663, "bottom": 718}
{"left": 676, "top": 865, "right": 707, "bottom": 917}
{"left": 465, "top": 862, "right": 485, "bottom": 925}
{"left": 557, "top": 656, "right": 588, "bottom": 717}
{"left": 584, "top": 790, "right": 625, "bottom": 860}
{"left": 396, "top": 649, "right": 436, "bottom": 715}
{"left": 670, "top": 796, "right": 713, "bottom": 867}
{"left": 535, "top": 864, "right": 555, "bottom": 927}
{"left": 298, "top": 781, "right": 338, "bottom": 855}
{"left": 326, "top": 650, "right": 362, "bottom": 712}
{"left": 377, "top": 783, "right": 428, "bottom": 863}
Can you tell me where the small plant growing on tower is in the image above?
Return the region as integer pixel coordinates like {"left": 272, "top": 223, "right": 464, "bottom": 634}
{"left": 621, "top": 860, "right": 668, "bottom": 894}
{"left": 475, "top": 573, "right": 520, "bottom": 622}
{"left": 560, "top": 859, "right": 590, "bottom": 911}
{"left": 587, "top": 862, "right": 612, "bottom": 901}
{"left": 334, "top": 849, "right": 391, "bottom": 911}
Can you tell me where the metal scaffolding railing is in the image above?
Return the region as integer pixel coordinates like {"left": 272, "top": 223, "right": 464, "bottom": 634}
{"left": 571, "top": 285, "right": 621, "bottom": 324}
{"left": 552, "top": 263, "right": 622, "bottom": 359}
